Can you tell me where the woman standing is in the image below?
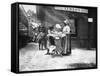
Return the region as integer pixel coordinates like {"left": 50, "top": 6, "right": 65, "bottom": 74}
{"left": 62, "top": 19, "right": 71, "bottom": 55}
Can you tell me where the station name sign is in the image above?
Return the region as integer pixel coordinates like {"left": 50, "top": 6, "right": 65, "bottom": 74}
{"left": 54, "top": 7, "right": 88, "bottom": 13}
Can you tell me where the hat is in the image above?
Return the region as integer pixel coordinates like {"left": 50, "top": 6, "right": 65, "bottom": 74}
{"left": 55, "top": 24, "right": 61, "bottom": 29}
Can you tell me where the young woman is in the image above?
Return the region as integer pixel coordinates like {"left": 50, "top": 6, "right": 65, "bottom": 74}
{"left": 62, "top": 19, "right": 71, "bottom": 55}
{"left": 47, "top": 24, "right": 63, "bottom": 55}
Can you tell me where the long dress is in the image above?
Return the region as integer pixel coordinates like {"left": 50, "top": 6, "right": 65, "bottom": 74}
{"left": 62, "top": 25, "right": 71, "bottom": 55}
{"left": 47, "top": 29, "right": 63, "bottom": 55}
{"left": 54, "top": 38, "right": 63, "bottom": 55}
{"left": 52, "top": 31, "right": 63, "bottom": 55}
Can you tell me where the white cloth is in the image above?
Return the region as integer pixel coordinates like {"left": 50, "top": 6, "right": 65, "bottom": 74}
{"left": 48, "top": 45, "right": 56, "bottom": 53}
{"left": 31, "top": 22, "right": 39, "bottom": 28}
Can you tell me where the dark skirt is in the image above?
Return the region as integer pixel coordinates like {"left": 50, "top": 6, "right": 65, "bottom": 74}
{"left": 54, "top": 39, "right": 63, "bottom": 54}
{"left": 61, "top": 35, "right": 71, "bottom": 55}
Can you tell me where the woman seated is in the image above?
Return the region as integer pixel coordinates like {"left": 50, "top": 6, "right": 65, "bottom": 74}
{"left": 46, "top": 24, "right": 63, "bottom": 56}
{"left": 46, "top": 27, "right": 55, "bottom": 54}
